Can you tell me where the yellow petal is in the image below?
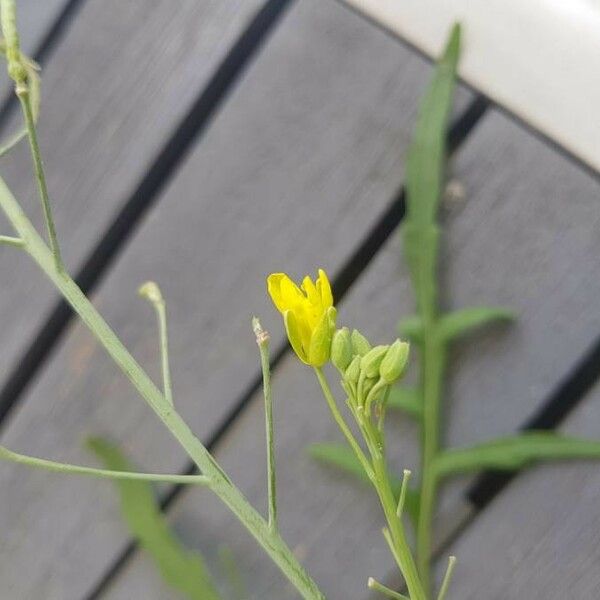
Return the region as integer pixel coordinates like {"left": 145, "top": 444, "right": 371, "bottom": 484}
{"left": 267, "top": 273, "right": 303, "bottom": 313}
{"left": 301, "top": 275, "right": 319, "bottom": 306}
{"left": 308, "top": 306, "right": 337, "bottom": 366}
{"left": 316, "top": 268, "right": 333, "bottom": 308}
{"left": 283, "top": 309, "right": 309, "bottom": 364}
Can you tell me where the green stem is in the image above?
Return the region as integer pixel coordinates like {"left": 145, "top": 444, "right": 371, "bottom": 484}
{"left": 396, "top": 469, "right": 412, "bottom": 518}
{"left": 0, "top": 445, "right": 211, "bottom": 485}
{"left": 372, "top": 451, "right": 426, "bottom": 600}
{"left": 436, "top": 556, "right": 457, "bottom": 600}
{"left": 368, "top": 577, "right": 410, "bottom": 600}
{"left": 254, "top": 317, "right": 277, "bottom": 532}
{"left": 314, "top": 367, "right": 373, "bottom": 480}
{"left": 0, "top": 0, "right": 62, "bottom": 270}
{"left": 17, "top": 86, "right": 63, "bottom": 271}
{"left": 156, "top": 298, "right": 173, "bottom": 406}
{"left": 0, "top": 176, "right": 325, "bottom": 600}
{"left": 315, "top": 368, "right": 425, "bottom": 600}
{"left": 0, "top": 234, "right": 23, "bottom": 247}
{"left": 139, "top": 282, "right": 173, "bottom": 406}
{"left": 416, "top": 329, "right": 446, "bottom": 596}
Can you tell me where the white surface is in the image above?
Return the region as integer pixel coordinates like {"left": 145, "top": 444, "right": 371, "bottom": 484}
{"left": 343, "top": 0, "right": 600, "bottom": 173}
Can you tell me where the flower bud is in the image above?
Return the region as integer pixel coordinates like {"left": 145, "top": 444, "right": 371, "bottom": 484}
{"left": 344, "top": 355, "right": 361, "bottom": 385}
{"left": 380, "top": 340, "right": 410, "bottom": 383}
{"left": 331, "top": 327, "right": 353, "bottom": 372}
{"left": 138, "top": 281, "right": 164, "bottom": 306}
{"left": 360, "top": 345, "right": 389, "bottom": 378}
{"left": 351, "top": 329, "right": 371, "bottom": 356}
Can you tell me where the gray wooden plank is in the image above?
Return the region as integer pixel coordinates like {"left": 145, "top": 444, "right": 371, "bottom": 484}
{"left": 0, "top": 1, "right": 470, "bottom": 598}
{"left": 0, "top": 0, "right": 283, "bottom": 596}
{"left": 102, "top": 105, "right": 600, "bottom": 599}
{"left": 436, "top": 391, "right": 600, "bottom": 599}
{"left": 0, "top": 0, "right": 263, "bottom": 384}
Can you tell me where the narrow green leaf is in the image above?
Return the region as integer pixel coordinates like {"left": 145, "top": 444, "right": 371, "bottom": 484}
{"left": 439, "top": 306, "right": 515, "bottom": 341}
{"left": 405, "top": 23, "right": 461, "bottom": 227}
{"left": 435, "top": 432, "right": 600, "bottom": 479}
{"left": 387, "top": 386, "right": 423, "bottom": 419}
{"left": 308, "top": 442, "right": 420, "bottom": 525}
{"left": 87, "top": 438, "right": 221, "bottom": 600}
{"left": 402, "top": 24, "right": 461, "bottom": 319}
{"left": 218, "top": 546, "right": 246, "bottom": 600}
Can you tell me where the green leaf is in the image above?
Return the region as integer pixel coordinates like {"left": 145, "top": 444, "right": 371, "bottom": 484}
{"left": 439, "top": 307, "right": 515, "bottom": 341}
{"left": 217, "top": 546, "right": 246, "bottom": 599}
{"left": 387, "top": 386, "right": 423, "bottom": 419}
{"left": 402, "top": 24, "right": 461, "bottom": 319}
{"left": 87, "top": 438, "right": 221, "bottom": 600}
{"left": 397, "top": 315, "right": 423, "bottom": 342}
{"left": 399, "top": 307, "right": 514, "bottom": 345}
{"left": 435, "top": 432, "right": 600, "bottom": 479}
{"left": 405, "top": 23, "right": 461, "bottom": 227}
{"left": 308, "top": 442, "right": 420, "bottom": 525}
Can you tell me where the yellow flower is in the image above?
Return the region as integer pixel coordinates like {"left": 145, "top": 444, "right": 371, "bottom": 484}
{"left": 267, "top": 269, "right": 337, "bottom": 366}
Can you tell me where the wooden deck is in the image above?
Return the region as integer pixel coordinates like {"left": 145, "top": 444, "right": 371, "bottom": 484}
{"left": 0, "top": 1, "right": 599, "bottom": 598}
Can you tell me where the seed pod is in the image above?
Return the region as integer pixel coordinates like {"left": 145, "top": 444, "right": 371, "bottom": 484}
{"left": 360, "top": 345, "right": 389, "bottom": 378}
{"left": 380, "top": 339, "right": 410, "bottom": 383}
{"left": 351, "top": 329, "right": 371, "bottom": 356}
{"left": 331, "top": 327, "right": 353, "bottom": 372}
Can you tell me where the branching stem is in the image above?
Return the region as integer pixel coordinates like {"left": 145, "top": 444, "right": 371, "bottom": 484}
{"left": 314, "top": 367, "right": 373, "bottom": 480}
{"left": 0, "top": 176, "right": 325, "bottom": 600}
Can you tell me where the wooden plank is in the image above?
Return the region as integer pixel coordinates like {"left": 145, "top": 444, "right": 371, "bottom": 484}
{"left": 436, "top": 389, "right": 600, "bottom": 598}
{"left": 0, "top": 1, "right": 472, "bottom": 598}
{"left": 102, "top": 106, "right": 600, "bottom": 598}
{"left": 0, "top": 0, "right": 264, "bottom": 384}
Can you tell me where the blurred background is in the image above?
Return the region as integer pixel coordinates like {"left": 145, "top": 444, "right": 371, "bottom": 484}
{"left": 0, "top": 1, "right": 598, "bottom": 598}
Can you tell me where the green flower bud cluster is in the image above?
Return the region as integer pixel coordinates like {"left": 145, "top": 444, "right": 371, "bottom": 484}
{"left": 331, "top": 327, "right": 409, "bottom": 414}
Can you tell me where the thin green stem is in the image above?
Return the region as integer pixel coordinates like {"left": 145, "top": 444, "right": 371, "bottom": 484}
{"left": 436, "top": 556, "right": 456, "bottom": 600}
{"left": 156, "top": 299, "right": 173, "bottom": 406}
{"left": 372, "top": 451, "right": 426, "bottom": 600}
{"left": 254, "top": 317, "right": 277, "bottom": 532}
{"left": 17, "top": 87, "right": 63, "bottom": 271}
{"left": 368, "top": 577, "right": 410, "bottom": 600}
{"left": 0, "top": 176, "right": 325, "bottom": 600}
{"left": 377, "top": 385, "right": 391, "bottom": 434}
{"left": 1, "top": 0, "right": 61, "bottom": 268}
{"left": 0, "top": 234, "right": 23, "bottom": 247}
{"left": 417, "top": 331, "right": 446, "bottom": 596}
{"left": 396, "top": 469, "right": 412, "bottom": 518}
{"left": 139, "top": 282, "right": 173, "bottom": 406}
{"left": 0, "top": 445, "right": 210, "bottom": 485}
{"left": 314, "top": 367, "right": 373, "bottom": 480}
